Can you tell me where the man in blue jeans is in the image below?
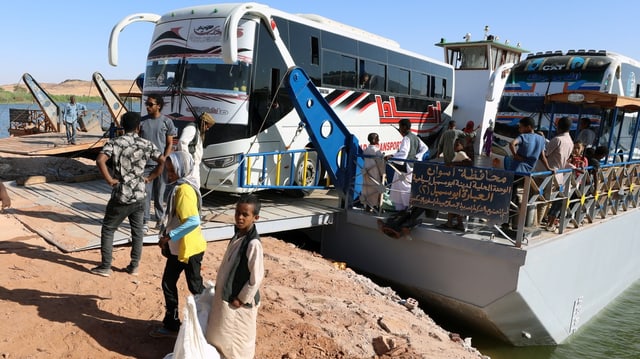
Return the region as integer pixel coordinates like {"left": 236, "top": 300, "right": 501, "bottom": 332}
{"left": 140, "top": 94, "right": 176, "bottom": 233}
{"left": 62, "top": 95, "right": 87, "bottom": 145}
{"left": 92, "top": 112, "right": 165, "bottom": 277}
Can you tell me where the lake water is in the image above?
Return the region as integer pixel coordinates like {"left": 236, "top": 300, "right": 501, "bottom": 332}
{"left": 2, "top": 102, "right": 640, "bottom": 357}
{"left": 466, "top": 279, "right": 640, "bottom": 358}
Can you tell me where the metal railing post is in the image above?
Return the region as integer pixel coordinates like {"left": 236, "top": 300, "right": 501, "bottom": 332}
{"left": 516, "top": 176, "right": 532, "bottom": 248}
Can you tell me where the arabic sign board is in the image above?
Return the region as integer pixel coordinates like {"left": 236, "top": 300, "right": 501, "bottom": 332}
{"left": 410, "top": 162, "right": 513, "bottom": 223}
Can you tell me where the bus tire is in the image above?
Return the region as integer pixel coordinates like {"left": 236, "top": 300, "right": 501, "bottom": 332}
{"left": 292, "top": 151, "right": 322, "bottom": 197}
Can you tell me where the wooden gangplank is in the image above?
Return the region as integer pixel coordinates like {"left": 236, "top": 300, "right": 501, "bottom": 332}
{"left": 0, "top": 132, "right": 107, "bottom": 156}
{"left": 2, "top": 179, "right": 340, "bottom": 252}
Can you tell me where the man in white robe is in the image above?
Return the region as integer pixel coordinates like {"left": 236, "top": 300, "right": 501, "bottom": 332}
{"left": 386, "top": 119, "right": 428, "bottom": 211}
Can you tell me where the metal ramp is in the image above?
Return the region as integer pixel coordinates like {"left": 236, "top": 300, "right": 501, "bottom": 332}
{"left": 8, "top": 108, "right": 54, "bottom": 136}
{"left": 3, "top": 179, "right": 339, "bottom": 252}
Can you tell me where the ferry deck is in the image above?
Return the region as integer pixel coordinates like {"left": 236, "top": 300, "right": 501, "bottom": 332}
{"left": 3, "top": 179, "right": 339, "bottom": 252}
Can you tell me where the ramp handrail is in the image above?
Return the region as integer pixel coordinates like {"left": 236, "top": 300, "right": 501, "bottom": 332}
{"left": 511, "top": 161, "right": 640, "bottom": 246}
{"left": 238, "top": 148, "right": 332, "bottom": 190}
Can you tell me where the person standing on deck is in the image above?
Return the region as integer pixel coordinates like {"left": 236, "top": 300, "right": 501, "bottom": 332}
{"left": 585, "top": 145, "right": 608, "bottom": 194}
{"left": 534, "top": 116, "right": 574, "bottom": 224}
{"left": 360, "top": 132, "right": 386, "bottom": 212}
{"left": 435, "top": 120, "right": 465, "bottom": 164}
{"left": 462, "top": 120, "right": 478, "bottom": 160}
{"left": 385, "top": 119, "right": 428, "bottom": 211}
{"left": 62, "top": 95, "right": 86, "bottom": 145}
{"left": 576, "top": 117, "right": 597, "bottom": 148}
{"left": 503, "top": 116, "right": 553, "bottom": 230}
{"left": 546, "top": 141, "right": 587, "bottom": 231}
{"left": 439, "top": 139, "right": 472, "bottom": 230}
{"left": 543, "top": 117, "right": 574, "bottom": 174}
{"left": 140, "top": 94, "right": 177, "bottom": 233}
{"left": 91, "top": 112, "right": 164, "bottom": 277}
{"left": 482, "top": 120, "right": 495, "bottom": 157}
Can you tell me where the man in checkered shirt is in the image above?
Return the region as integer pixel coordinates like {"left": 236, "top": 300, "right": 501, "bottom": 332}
{"left": 91, "top": 112, "right": 165, "bottom": 277}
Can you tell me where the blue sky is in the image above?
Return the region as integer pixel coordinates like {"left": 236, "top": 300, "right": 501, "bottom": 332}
{"left": 3, "top": 0, "right": 638, "bottom": 85}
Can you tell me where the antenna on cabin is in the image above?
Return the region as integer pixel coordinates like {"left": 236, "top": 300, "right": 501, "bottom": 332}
{"left": 464, "top": 33, "right": 471, "bottom": 42}
{"left": 484, "top": 25, "right": 489, "bottom": 40}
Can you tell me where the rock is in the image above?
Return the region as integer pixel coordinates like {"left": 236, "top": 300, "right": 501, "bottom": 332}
{"left": 372, "top": 336, "right": 397, "bottom": 355}
{"left": 377, "top": 316, "right": 410, "bottom": 335}
{"left": 450, "top": 332, "right": 462, "bottom": 343}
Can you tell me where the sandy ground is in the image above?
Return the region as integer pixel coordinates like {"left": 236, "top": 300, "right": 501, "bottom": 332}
{"left": 0, "top": 91, "right": 487, "bottom": 357}
{"left": 0, "top": 212, "right": 485, "bottom": 359}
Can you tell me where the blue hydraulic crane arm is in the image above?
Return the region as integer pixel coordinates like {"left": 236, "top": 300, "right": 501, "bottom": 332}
{"left": 284, "top": 67, "right": 363, "bottom": 204}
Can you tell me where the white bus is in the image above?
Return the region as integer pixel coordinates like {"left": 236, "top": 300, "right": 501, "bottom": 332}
{"left": 493, "top": 50, "right": 640, "bottom": 161}
{"left": 109, "top": 3, "right": 454, "bottom": 192}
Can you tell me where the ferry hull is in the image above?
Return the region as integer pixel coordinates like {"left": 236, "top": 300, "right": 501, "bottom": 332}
{"left": 321, "top": 209, "right": 640, "bottom": 345}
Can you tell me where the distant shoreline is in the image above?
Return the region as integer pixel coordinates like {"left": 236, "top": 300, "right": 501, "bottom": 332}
{"left": 0, "top": 79, "right": 136, "bottom": 97}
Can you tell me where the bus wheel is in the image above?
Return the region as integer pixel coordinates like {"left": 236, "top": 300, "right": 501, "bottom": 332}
{"left": 290, "top": 152, "right": 320, "bottom": 197}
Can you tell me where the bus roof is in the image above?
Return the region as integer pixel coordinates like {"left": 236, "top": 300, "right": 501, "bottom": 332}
{"left": 155, "top": 3, "right": 399, "bottom": 48}
{"left": 155, "top": 3, "right": 445, "bottom": 65}
{"left": 295, "top": 13, "right": 399, "bottom": 49}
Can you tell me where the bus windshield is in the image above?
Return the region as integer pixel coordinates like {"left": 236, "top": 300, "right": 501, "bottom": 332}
{"left": 144, "top": 58, "right": 253, "bottom": 144}
{"left": 494, "top": 53, "right": 616, "bottom": 138}
{"left": 145, "top": 58, "right": 251, "bottom": 93}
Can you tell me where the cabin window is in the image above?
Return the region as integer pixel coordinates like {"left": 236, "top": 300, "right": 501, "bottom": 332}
{"left": 447, "top": 48, "right": 462, "bottom": 68}
{"left": 460, "top": 47, "right": 488, "bottom": 69}
{"left": 492, "top": 48, "right": 509, "bottom": 69}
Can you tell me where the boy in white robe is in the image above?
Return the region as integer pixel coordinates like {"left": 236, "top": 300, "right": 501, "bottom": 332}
{"left": 206, "top": 194, "right": 264, "bottom": 358}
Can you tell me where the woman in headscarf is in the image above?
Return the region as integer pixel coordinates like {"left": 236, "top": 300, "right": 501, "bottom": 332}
{"left": 462, "top": 120, "right": 478, "bottom": 160}
{"left": 177, "top": 112, "right": 215, "bottom": 188}
{"left": 150, "top": 151, "right": 207, "bottom": 338}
